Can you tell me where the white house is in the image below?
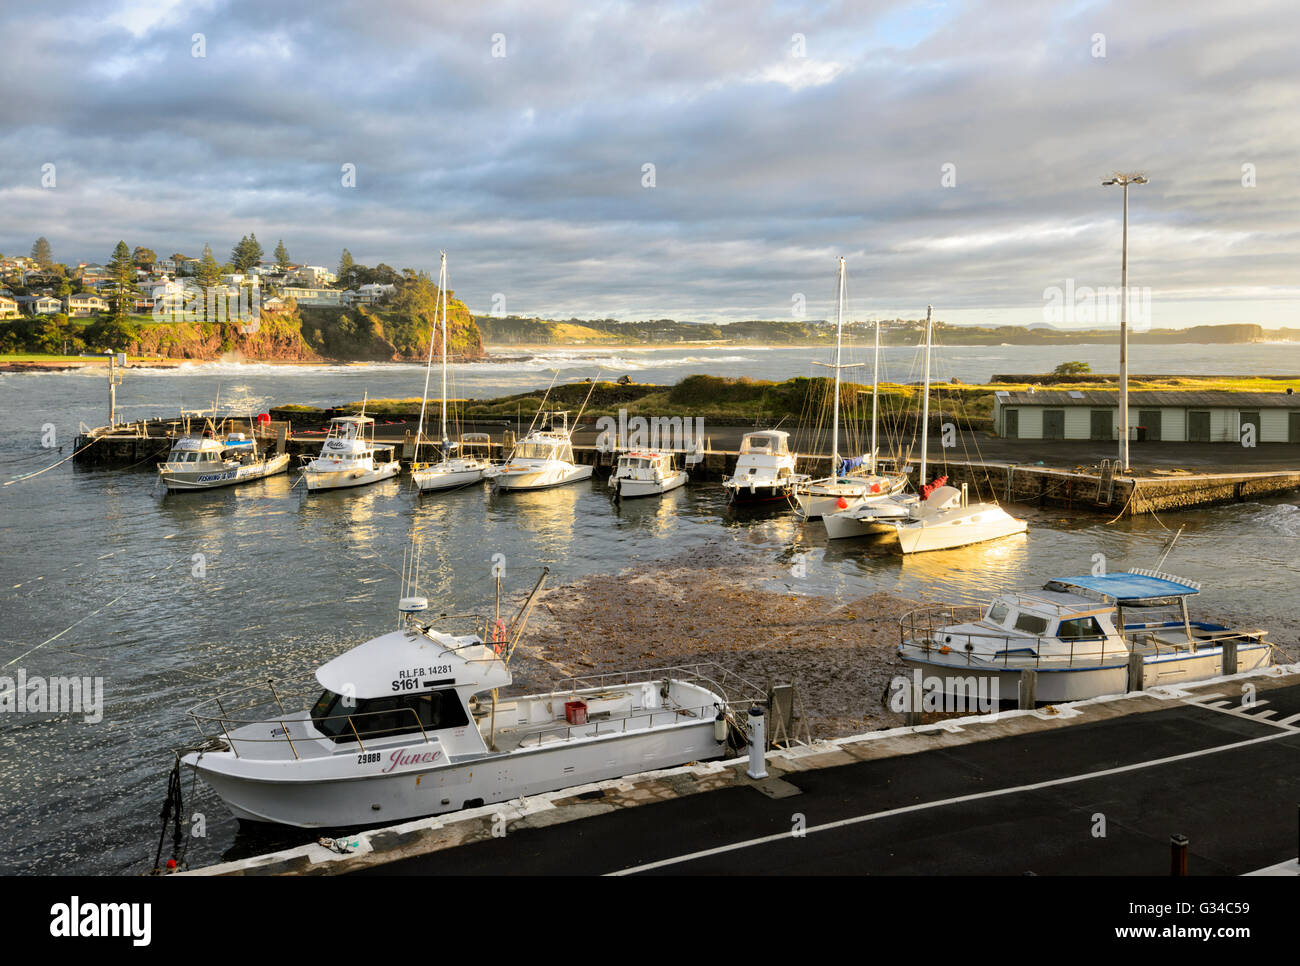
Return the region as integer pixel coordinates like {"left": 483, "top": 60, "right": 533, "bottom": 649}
{"left": 281, "top": 286, "right": 346, "bottom": 307}
{"left": 0, "top": 295, "right": 19, "bottom": 319}
{"left": 992, "top": 389, "right": 1300, "bottom": 444}
{"left": 16, "top": 295, "right": 62, "bottom": 315}
{"left": 293, "top": 265, "right": 336, "bottom": 287}
{"left": 62, "top": 293, "right": 109, "bottom": 317}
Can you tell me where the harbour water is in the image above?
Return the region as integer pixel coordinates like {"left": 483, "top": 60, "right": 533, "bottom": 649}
{"left": 1, "top": 342, "right": 1298, "bottom": 874}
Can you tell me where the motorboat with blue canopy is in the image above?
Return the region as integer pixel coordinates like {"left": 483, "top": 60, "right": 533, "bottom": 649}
{"left": 897, "top": 568, "right": 1274, "bottom": 705}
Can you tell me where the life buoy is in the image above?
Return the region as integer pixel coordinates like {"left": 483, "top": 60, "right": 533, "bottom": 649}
{"left": 836, "top": 496, "right": 849, "bottom": 509}
{"left": 491, "top": 619, "right": 508, "bottom": 654}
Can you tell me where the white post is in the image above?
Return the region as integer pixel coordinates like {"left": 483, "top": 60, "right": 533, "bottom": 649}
{"left": 746, "top": 705, "right": 768, "bottom": 779}
{"left": 829, "top": 256, "right": 845, "bottom": 476}
{"left": 1119, "top": 182, "right": 1130, "bottom": 472}
{"left": 919, "top": 305, "right": 933, "bottom": 487}
{"left": 870, "top": 316, "right": 880, "bottom": 474}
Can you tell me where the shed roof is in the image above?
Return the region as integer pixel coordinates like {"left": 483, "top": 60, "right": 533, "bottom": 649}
{"left": 995, "top": 389, "right": 1300, "bottom": 408}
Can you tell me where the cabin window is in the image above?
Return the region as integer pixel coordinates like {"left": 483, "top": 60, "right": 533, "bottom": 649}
{"left": 987, "top": 602, "right": 1009, "bottom": 623}
{"left": 1057, "top": 616, "right": 1104, "bottom": 640}
{"left": 1012, "top": 612, "right": 1049, "bottom": 635}
{"left": 309, "top": 688, "right": 469, "bottom": 743}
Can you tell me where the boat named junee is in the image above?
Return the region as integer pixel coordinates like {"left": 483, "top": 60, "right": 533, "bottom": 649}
{"left": 301, "top": 415, "right": 401, "bottom": 492}
{"left": 157, "top": 430, "right": 290, "bottom": 492}
{"left": 897, "top": 569, "right": 1273, "bottom": 705}
{"left": 181, "top": 574, "right": 736, "bottom": 828}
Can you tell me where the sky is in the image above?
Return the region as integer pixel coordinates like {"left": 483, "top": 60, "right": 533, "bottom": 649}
{"left": 2, "top": 0, "right": 1299, "bottom": 327}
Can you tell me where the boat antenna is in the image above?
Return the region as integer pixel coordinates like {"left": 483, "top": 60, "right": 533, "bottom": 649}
{"left": 438, "top": 252, "right": 450, "bottom": 450}
{"left": 525, "top": 370, "right": 561, "bottom": 436}
{"left": 504, "top": 567, "right": 550, "bottom": 666}
{"left": 572, "top": 368, "right": 603, "bottom": 432}
{"left": 919, "top": 305, "right": 933, "bottom": 489}
{"left": 870, "top": 314, "right": 881, "bottom": 474}
{"left": 1154, "top": 525, "right": 1184, "bottom": 572}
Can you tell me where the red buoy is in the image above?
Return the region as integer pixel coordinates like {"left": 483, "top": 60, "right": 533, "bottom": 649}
{"left": 836, "top": 497, "right": 849, "bottom": 509}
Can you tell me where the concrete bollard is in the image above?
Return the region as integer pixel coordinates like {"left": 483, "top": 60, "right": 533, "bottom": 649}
{"left": 746, "top": 706, "right": 768, "bottom": 780}
{"left": 1018, "top": 669, "right": 1037, "bottom": 709}
{"left": 1222, "top": 639, "right": 1238, "bottom": 676}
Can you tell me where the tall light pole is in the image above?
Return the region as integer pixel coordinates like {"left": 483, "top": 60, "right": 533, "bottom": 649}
{"left": 1101, "top": 173, "right": 1146, "bottom": 472}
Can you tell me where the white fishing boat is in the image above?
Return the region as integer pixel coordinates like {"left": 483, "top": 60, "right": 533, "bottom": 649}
{"left": 608, "top": 450, "right": 688, "bottom": 498}
{"left": 180, "top": 572, "right": 739, "bottom": 828}
{"left": 301, "top": 415, "right": 401, "bottom": 492}
{"left": 410, "top": 252, "right": 493, "bottom": 494}
{"left": 897, "top": 569, "right": 1274, "bottom": 705}
{"left": 794, "top": 258, "right": 907, "bottom": 519}
{"left": 824, "top": 305, "right": 1026, "bottom": 552}
{"left": 158, "top": 431, "right": 290, "bottom": 492}
{"left": 489, "top": 410, "right": 594, "bottom": 491}
{"left": 722, "top": 430, "right": 805, "bottom": 505}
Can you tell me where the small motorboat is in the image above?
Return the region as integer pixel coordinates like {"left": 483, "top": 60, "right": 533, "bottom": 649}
{"left": 897, "top": 569, "right": 1274, "bottom": 705}
{"left": 722, "top": 430, "right": 806, "bottom": 505}
{"left": 301, "top": 416, "right": 400, "bottom": 492}
{"left": 489, "top": 411, "right": 593, "bottom": 491}
{"left": 158, "top": 431, "right": 290, "bottom": 492}
{"left": 609, "top": 450, "right": 688, "bottom": 499}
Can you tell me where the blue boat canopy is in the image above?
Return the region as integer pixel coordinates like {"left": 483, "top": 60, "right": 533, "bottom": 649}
{"left": 1044, "top": 569, "right": 1200, "bottom": 605}
{"left": 837, "top": 454, "right": 870, "bottom": 474}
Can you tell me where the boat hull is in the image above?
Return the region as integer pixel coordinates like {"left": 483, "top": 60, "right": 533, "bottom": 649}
{"left": 160, "top": 453, "right": 290, "bottom": 492}
{"left": 189, "top": 721, "right": 723, "bottom": 828}
{"left": 613, "top": 471, "right": 688, "bottom": 498}
{"left": 303, "top": 461, "right": 401, "bottom": 491}
{"left": 893, "top": 513, "right": 1027, "bottom": 554}
{"left": 898, "top": 641, "right": 1273, "bottom": 705}
{"left": 493, "top": 462, "right": 593, "bottom": 491}
{"left": 412, "top": 465, "right": 486, "bottom": 492}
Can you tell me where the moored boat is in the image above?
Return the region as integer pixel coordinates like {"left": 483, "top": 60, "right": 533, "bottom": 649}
{"left": 722, "top": 430, "right": 805, "bottom": 504}
{"left": 301, "top": 416, "right": 401, "bottom": 492}
{"left": 897, "top": 569, "right": 1273, "bottom": 705}
{"left": 158, "top": 431, "right": 289, "bottom": 492}
{"left": 489, "top": 411, "right": 593, "bottom": 491}
{"left": 608, "top": 450, "right": 688, "bottom": 498}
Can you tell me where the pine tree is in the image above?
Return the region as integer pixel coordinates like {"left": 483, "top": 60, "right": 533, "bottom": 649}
{"left": 107, "top": 241, "right": 138, "bottom": 321}
{"left": 31, "top": 237, "right": 52, "bottom": 268}
{"left": 246, "top": 233, "right": 263, "bottom": 269}
{"left": 274, "top": 239, "right": 290, "bottom": 271}
{"left": 338, "top": 248, "right": 355, "bottom": 277}
{"left": 197, "top": 243, "right": 222, "bottom": 290}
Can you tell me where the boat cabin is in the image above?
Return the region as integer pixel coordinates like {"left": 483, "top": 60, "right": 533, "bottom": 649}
{"left": 739, "top": 431, "right": 790, "bottom": 456}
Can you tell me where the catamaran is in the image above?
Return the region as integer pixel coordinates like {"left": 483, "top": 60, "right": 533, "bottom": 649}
{"left": 180, "top": 570, "right": 740, "bottom": 828}
{"left": 157, "top": 426, "right": 290, "bottom": 492}
{"left": 721, "top": 430, "right": 805, "bottom": 504}
{"left": 410, "top": 252, "right": 493, "bottom": 493}
{"left": 301, "top": 415, "right": 401, "bottom": 492}
{"left": 823, "top": 305, "right": 1026, "bottom": 551}
{"left": 608, "top": 450, "right": 688, "bottom": 498}
{"left": 793, "top": 257, "right": 907, "bottom": 519}
{"left": 897, "top": 569, "right": 1274, "bottom": 704}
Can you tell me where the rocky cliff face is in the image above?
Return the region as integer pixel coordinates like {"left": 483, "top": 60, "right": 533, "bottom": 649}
{"left": 126, "top": 311, "right": 323, "bottom": 361}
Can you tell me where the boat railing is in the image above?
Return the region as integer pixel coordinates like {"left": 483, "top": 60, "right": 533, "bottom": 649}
{"left": 900, "top": 606, "right": 1269, "bottom": 670}
{"left": 513, "top": 701, "right": 719, "bottom": 749}
{"left": 186, "top": 680, "right": 439, "bottom": 761}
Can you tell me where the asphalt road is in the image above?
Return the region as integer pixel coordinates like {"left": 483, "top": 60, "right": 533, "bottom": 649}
{"left": 357, "top": 684, "right": 1300, "bottom": 876}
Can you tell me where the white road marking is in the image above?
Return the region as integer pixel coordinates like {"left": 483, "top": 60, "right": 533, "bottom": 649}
{"left": 608, "top": 729, "right": 1299, "bottom": 876}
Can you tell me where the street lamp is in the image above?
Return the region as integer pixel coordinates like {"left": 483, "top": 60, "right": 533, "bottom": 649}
{"left": 1102, "top": 173, "right": 1147, "bottom": 473}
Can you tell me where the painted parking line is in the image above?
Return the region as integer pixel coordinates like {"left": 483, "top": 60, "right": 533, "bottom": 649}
{"left": 608, "top": 729, "right": 1299, "bottom": 876}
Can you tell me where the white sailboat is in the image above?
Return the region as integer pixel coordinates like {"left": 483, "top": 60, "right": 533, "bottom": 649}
{"left": 794, "top": 257, "right": 907, "bottom": 519}
{"left": 824, "top": 305, "right": 1026, "bottom": 551}
{"left": 410, "top": 251, "right": 492, "bottom": 493}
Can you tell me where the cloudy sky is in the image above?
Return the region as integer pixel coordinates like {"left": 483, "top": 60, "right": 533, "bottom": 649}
{"left": 2, "top": 0, "right": 1298, "bottom": 326}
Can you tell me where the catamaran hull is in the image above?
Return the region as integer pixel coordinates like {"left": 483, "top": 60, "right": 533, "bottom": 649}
{"left": 613, "top": 472, "right": 688, "bottom": 498}
{"left": 412, "top": 467, "right": 486, "bottom": 492}
{"left": 822, "top": 513, "right": 896, "bottom": 538}
{"left": 898, "top": 642, "right": 1273, "bottom": 705}
{"left": 795, "top": 480, "right": 907, "bottom": 519}
{"left": 893, "top": 517, "right": 1027, "bottom": 554}
{"left": 304, "top": 462, "right": 401, "bottom": 492}
{"left": 189, "top": 722, "right": 723, "bottom": 828}
{"left": 160, "top": 453, "right": 291, "bottom": 492}
{"left": 493, "top": 463, "right": 593, "bottom": 491}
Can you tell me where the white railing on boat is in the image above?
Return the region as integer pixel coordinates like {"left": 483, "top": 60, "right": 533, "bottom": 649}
{"left": 899, "top": 605, "right": 1268, "bottom": 669}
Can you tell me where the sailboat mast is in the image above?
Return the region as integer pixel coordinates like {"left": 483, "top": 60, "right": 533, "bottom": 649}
{"left": 919, "top": 305, "right": 933, "bottom": 485}
{"left": 414, "top": 252, "right": 445, "bottom": 462}
{"left": 870, "top": 316, "right": 880, "bottom": 474}
{"left": 830, "top": 256, "right": 844, "bottom": 476}
{"left": 439, "top": 252, "right": 449, "bottom": 447}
